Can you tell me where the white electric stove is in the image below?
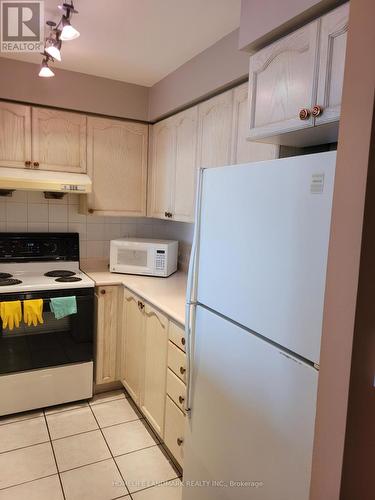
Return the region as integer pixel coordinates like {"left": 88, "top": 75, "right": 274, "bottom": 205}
{"left": 0, "top": 232, "right": 94, "bottom": 416}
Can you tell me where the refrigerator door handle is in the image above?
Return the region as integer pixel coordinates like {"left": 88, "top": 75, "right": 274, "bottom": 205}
{"left": 185, "top": 168, "right": 204, "bottom": 414}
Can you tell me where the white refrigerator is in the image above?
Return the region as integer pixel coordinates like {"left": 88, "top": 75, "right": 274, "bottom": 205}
{"left": 182, "top": 151, "right": 336, "bottom": 500}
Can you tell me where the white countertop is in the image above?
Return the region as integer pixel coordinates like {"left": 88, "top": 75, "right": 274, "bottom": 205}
{"left": 83, "top": 268, "right": 187, "bottom": 326}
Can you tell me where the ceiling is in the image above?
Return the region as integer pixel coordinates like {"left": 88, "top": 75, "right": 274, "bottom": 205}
{"left": 2, "top": 0, "right": 241, "bottom": 87}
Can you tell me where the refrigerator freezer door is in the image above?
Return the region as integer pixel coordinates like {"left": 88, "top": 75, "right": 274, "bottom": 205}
{"left": 196, "top": 151, "right": 336, "bottom": 364}
{"left": 182, "top": 306, "right": 318, "bottom": 500}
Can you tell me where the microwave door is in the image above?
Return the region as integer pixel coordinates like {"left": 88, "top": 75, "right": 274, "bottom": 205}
{"left": 116, "top": 243, "right": 154, "bottom": 275}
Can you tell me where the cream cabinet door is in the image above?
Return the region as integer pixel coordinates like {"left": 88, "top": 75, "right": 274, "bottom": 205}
{"left": 248, "top": 20, "right": 319, "bottom": 140}
{"left": 121, "top": 290, "right": 144, "bottom": 404}
{"left": 85, "top": 117, "right": 148, "bottom": 216}
{"left": 164, "top": 395, "right": 185, "bottom": 467}
{"left": 0, "top": 102, "right": 31, "bottom": 169}
{"left": 148, "top": 118, "right": 175, "bottom": 219}
{"left": 140, "top": 304, "right": 168, "bottom": 438}
{"left": 197, "top": 89, "right": 233, "bottom": 168}
{"left": 315, "top": 2, "right": 349, "bottom": 126}
{"left": 172, "top": 106, "right": 198, "bottom": 222}
{"left": 231, "top": 83, "right": 279, "bottom": 164}
{"left": 95, "top": 286, "right": 119, "bottom": 385}
{"left": 32, "top": 108, "right": 87, "bottom": 172}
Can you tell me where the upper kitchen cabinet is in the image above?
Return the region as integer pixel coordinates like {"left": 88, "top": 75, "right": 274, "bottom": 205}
{"left": 0, "top": 102, "right": 31, "bottom": 169}
{"left": 32, "top": 108, "right": 87, "bottom": 172}
{"left": 247, "top": 3, "right": 349, "bottom": 146}
{"left": 231, "top": 83, "right": 279, "bottom": 164}
{"left": 82, "top": 117, "right": 148, "bottom": 217}
{"left": 148, "top": 118, "right": 175, "bottom": 220}
{"left": 148, "top": 106, "right": 198, "bottom": 223}
{"left": 315, "top": 2, "right": 349, "bottom": 126}
{"left": 197, "top": 89, "right": 233, "bottom": 168}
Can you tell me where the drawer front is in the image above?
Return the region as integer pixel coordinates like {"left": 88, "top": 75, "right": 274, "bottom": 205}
{"left": 168, "top": 341, "right": 186, "bottom": 383}
{"left": 167, "top": 368, "right": 186, "bottom": 413}
{"left": 164, "top": 395, "right": 185, "bottom": 467}
{"left": 169, "top": 321, "right": 186, "bottom": 352}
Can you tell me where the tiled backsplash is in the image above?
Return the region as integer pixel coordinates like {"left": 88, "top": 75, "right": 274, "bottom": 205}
{"left": 0, "top": 191, "right": 193, "bottom": 270}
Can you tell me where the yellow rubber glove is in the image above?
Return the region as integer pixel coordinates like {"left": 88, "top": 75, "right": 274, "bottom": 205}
{"left": 0, "top": 301, "right": 22, "bottom": 331}
{"left": 23, "top": 299, "right": 44, "bottom": 327}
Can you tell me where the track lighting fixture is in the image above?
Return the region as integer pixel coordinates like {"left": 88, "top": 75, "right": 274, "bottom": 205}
{"left": 38, "top": 1, "right": 79, "bottom": 78}
{"left": 39, "top": 58, "right": 55, "bottom": 78}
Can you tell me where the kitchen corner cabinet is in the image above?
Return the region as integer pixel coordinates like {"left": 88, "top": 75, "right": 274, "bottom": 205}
{"left": 148, "top": 106, "right": 198, "bottom": 222}
{"left": 247, "top": 2, "right": 348, "bottom": 146}
{"left": 95, "top": 286, "right": 120, "bottom": 385}
{"left": 0, "top": 102, "right": 31, "bottom": 169}
{"left": 81, "top": 117, "right": 148, "bottom": 217}
{"left": 140, "top": 304, "right": 168, "bottom": 436}
{"left": 31, "top": 108, "right": 87, "bottom": 173}
{"left": 121, "top": 290, "right": 144, "bottom": 404}
{"left": 196, "top": 89, "right": 233, "bottom": 168}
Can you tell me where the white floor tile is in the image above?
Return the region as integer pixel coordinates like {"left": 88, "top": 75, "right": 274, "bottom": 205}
{"left": 45, "top": 401, "right": 89, "bottom": 415}
{"left": 91, "top": 399, "right": 139, "bottom": 428}
{"left": 0, "top": 410, "right": 43, "bottom": 426}
{"left": 115, "top": 446, "right": 178, "bottom": 493}
{"left": 0, "top": 416, "right": 49, "bottom": 453}
{"left": 132, "top": 480, "right": 183, "bottom": 500}
{"left": 102, "top": 420, "right": 158, "bottom": 457}
{"left": 0, "top": 442, "right": 57, "bottom": 489}
{"left": 61, "top": 458, "right": 129, "bottom": 500}
{"left": 89, "top": 390, "right": 126, "bottom": 406}
{"left": 0, "top": 475, "right": 64, "bottom": 500}
{"left": 46, "top": 407, "right": 98, "bottom": 440}
{"left": 53, "top": 429, "right": 111, "bottom": 472}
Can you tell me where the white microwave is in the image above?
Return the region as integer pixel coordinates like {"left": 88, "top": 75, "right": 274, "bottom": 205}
{"left": 110, "top": 238, "right": 178, "bottom": 277}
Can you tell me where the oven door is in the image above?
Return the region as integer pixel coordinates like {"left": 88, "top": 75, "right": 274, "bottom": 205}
{"left": 0, "top": 287, "right": 94, "bottom": 375}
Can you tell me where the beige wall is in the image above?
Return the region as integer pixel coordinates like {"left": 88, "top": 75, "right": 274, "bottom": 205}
{"left": 0, "top": 58, "right": 149, "bottom": 121}
{"left": 310, "top": 0, "right": 375, "bottom": 498}
{"left": 239, "top": 0, "right": 344, "bottom": 51}
{"left": 148, "top": 29, "right": 249, "bottom": 121}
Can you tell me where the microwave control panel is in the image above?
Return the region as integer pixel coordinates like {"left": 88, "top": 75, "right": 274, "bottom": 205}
{"left": 155, "top": 250, "right": 166, "bottom": 270}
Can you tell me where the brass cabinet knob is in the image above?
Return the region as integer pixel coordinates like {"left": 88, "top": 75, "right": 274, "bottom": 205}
{"left": 299, "top": 108, "right": 311, "bottom": 120}
{"left": 181, "top": 337, "right": 186, "bottom": 346}
{"left": 138, "top": 300, "right": 145, "bottom": 310}
{"left": 164, "top": 211, "right": 168, "bottom": 217}
{"left": 88, "top": 209, "right": 94, "bottom": 214}
{"left": 178, "top": 395, "right": 185, "bottom": 404}
{"left": 312, "top": 105, "right": 323, "bottom": 117}
{"left": 24, "top": 160, "right": 31, "bottom": 167}
{"left": 177, "top": 437, "right": 184, "bottom": 446}
{"left": 100, "top": 289, "right": 106, "bottom": 295}
{"left": 180, "top": 366, "right": 186, "bottom": 375}
{"left": 164, "top": 211, "right": 173, "bottom": 218}
{"left": 33, "top": 161, "right": 39, "bottom": 168}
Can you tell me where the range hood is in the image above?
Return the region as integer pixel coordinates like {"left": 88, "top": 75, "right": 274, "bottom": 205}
{"left": 0, "top": 167, "right": 92, "bottom": 194}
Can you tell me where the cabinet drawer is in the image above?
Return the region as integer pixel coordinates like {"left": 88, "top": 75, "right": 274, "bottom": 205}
{"left": 164, "top": 395, "right": 185, "bottom": 467}
{"left": 168, "top": 321, "right": 186, "bottom": 352}
{"left": 168, "top": 341, "right": 186, "bottom": 383}
{"left": 167, "top": 368, "right": 186, "bottom": 413}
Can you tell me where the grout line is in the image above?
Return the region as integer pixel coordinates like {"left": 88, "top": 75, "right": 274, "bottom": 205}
{"left": 0, "top": 472, "right": 58, "bottom": 492}
{"left": 0, "top": 438, "right": 50, "bottom": 456}
{"left": 44, "top": 402, "right": 90, "bottom": 416}
{"left": 43, "top": 411, "right": 67, "bottom": 500}
{"left": 98, "top": 416, "right": 143, "bottom": 430}
{"left": 88, "top": 403, "right": 132, "bottom": 498}
{"left": 50, "top": 427, "right": 101, "bottom": 443}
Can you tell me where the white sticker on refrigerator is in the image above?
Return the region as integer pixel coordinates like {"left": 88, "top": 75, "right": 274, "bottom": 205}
{"left": 310, "top": 173, "right": 325, "bottom": 194}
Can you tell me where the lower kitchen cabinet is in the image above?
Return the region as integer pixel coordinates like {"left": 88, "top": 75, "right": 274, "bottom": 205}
{"left": 140, "top": 304, "right": 169, "bottom": 437}
{"left": 121, "top": 289, "right": 144, "bottom": 404}
{"left": 164, "top": 395, "right": 185, "bottom": 468}
{"left": 95, "top": 286, "right": 120, "bottom": 385}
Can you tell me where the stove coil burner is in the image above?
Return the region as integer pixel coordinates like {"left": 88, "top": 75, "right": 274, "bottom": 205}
{"left": 55, "top": 276, "right": 82, "bottom": 283}
{"left": 0, "top": 273, "right": 13, "bottom": 279}
{"left": 0, "top": 278, "right": 22, "bottom": 286}
{"left": 45, "top": 270, "right": 76, "bottom": 278}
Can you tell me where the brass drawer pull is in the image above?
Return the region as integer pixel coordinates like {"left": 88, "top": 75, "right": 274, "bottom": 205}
{"left": 181, "top": 337, "right": 186, "bottom": 346}
{"left": 180, "top": 366, "right": 186, "bottom": 375}
{"left": 177, "top": 437, "right": 184, "bottom": 446}
{"left": 178, "top": 395, "right": 185, "bottom": 404}
{"left": 299, "top": 108, "right": 311, "bottom": 120}
{"left": 312, "top": 105, "right": 323, "bottom": 117}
